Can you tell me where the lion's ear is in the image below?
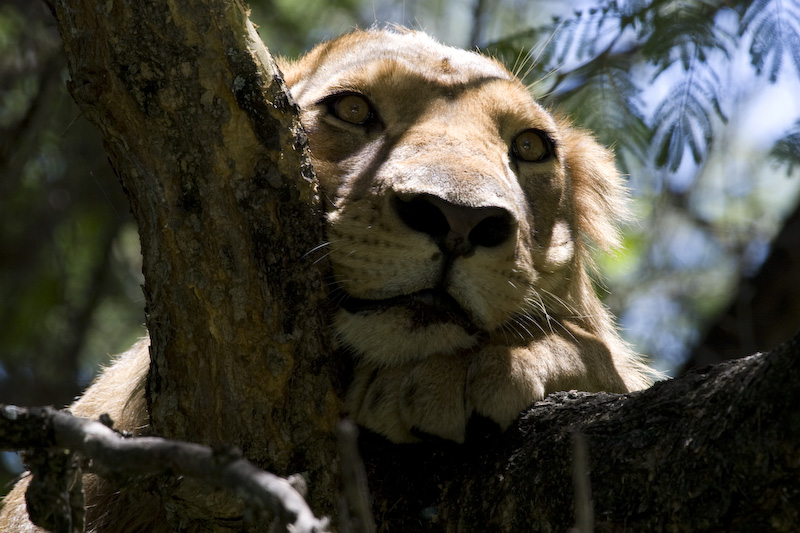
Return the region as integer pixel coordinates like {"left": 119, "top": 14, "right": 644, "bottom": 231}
{"left": 560, "top": 123, "right": 631, "bottom": 252}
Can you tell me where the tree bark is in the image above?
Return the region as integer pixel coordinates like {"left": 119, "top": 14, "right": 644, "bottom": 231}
{"left": 684, "top": 201, "right": 800, "bottom": 371}
{"left": 46, "top": 0, "right": 341, "bottom": 521}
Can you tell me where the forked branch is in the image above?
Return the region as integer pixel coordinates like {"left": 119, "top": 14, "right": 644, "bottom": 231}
{"left": 0, "top": 406, "right": 329, "bottom": 533}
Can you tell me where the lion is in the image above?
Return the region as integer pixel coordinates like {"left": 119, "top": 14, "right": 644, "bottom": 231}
{"left": 1, "top": 28, "right": 654, "bottom": 530}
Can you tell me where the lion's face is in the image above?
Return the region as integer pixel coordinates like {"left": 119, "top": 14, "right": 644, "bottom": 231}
{"left": 285, "top": 30, "right": 576, "bottom": 360}
{"left": 281, "top": 29, "right": 651, "bottom": 442}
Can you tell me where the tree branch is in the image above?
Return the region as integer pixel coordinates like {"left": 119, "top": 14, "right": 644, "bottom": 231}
{"left": 0, "top": 406, "right": 329, "bottom": 532}
{"left": 361, "top": 329, "right": 800, "bottom": 531}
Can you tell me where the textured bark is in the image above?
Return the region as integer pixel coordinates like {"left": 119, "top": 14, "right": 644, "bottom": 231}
{"left": 46, "top": 0, "right": 341, "bottom": 521}
{"left": 362, "top": 330, "right": 800, "bottom": 532}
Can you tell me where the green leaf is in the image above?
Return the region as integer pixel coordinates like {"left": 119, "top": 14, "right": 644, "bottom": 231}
{"left": 641, "top": 1, "right": 732, "bottom": 76}
{"left": 769, "top": 121, "right": 800, "bottom": 174}
{"left": 554, "top": 57, "right": 651, "bottom": 169}
{"left": 652, "top": 63, "right": 723, "bottom": 171}
{"left": 741, "top": 0, "right": 800, "bottom": 82}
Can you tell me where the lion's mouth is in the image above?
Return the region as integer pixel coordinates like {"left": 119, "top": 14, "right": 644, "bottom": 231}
{"left": 339, "top": 289, "right": 479, "bottom": 333}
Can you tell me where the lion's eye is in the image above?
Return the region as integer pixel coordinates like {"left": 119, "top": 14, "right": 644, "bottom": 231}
{"left": 511, "top": 129, "right": 554, "bottom": 163}
{"left": 331, "top": 93, "right": 374, "bottom": 125}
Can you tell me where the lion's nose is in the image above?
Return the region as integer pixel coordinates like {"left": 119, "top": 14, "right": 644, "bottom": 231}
{"left": 392, "top": 194, "right": 514, "bottom": 256}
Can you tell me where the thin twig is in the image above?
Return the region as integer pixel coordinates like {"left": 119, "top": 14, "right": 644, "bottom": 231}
{"left": 571, "top": 429, "right": 594, "bottom": 533}
{"left": 336, "top": 420, "right": 376, "bottom": 533}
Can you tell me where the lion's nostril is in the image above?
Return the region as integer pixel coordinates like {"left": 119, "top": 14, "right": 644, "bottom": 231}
{"left": 393, "top": 195, "right": 450, "bottom": 239}
{"left": 392, "top": 194, "right": 514, "bottom": 256}
{"left": 469, "top": 215, "right": 512, "bottom": 248}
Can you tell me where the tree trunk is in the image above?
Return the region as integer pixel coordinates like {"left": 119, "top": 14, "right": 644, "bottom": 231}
{"left": 684, "top": 201, "right": 800, "bottom": 371}
{"left": 46, "top": 0, "right": 341, "bottom": 520}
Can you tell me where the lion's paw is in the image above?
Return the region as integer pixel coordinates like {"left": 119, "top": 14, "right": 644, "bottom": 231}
{"left": 345, "top": 353, "right": 470, "bottom": 443}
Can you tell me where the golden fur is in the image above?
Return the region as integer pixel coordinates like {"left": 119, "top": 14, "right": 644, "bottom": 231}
{"left": 1, "top": 28, "right": 653, "bottom": 530}
{"left": 283, "top": 29, "right": 652, "bottom": 441}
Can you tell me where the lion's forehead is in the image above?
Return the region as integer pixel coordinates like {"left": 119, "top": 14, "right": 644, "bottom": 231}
{"left": 292, "top": 30, "right": 517, "bottom": 102}
{"left": 363, "top": 34, "right": 507, "bottom": 81}
{"left": 332, "top": 30, "right": 509, "bottom": 81}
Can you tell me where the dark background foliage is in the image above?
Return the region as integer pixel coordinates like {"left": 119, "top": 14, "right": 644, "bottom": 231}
{"left": 2, "top": 0, "right": 798, "bottom": 494}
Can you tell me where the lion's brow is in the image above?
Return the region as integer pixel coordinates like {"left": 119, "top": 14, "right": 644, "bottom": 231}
{"left": 331, "top": 76, "right": 510, "bottom": 100}
{"left": 323, "top": 48, "right": 513, "bottom": 90}
{"left": 328, "top": 63, "right": 513, "bottom": 100}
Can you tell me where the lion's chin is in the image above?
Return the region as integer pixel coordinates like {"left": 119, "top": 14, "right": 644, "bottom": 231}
{"left": 333, "top": 297, "right": 480, "bottom": 366}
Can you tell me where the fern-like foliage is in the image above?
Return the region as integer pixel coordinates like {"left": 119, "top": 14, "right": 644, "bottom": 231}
{"left": 554, "top": 58, "right": 651, "bottom": 169}
{"left": 638, "top": 1, "right": 731, "bottom": 171}
{"left": 542, "top": 7, "right": 619, "bottom": 67}
{"left": 652, "top": 61, "right": 726, "bottom": 171}
{"left": 485, "top": 0, "right": 798, "bottom": 172}
{"left": 638, "top": 1, "right": 733, "bottom": 74}
{"left": 770, "top": 121, "right": 800, "bottom": 173}
{"left": 485, "top": 6, "right": 622, "bottom": 90}
{"left": 741, "top": 0, "right": 800, "bottom": 82}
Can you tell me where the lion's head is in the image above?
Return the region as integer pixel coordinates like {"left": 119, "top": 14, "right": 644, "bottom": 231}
{"left": 280, "top": 28, "right": 653, "bottom": 442}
